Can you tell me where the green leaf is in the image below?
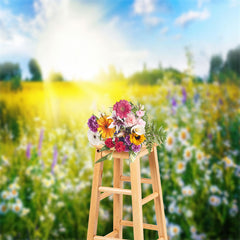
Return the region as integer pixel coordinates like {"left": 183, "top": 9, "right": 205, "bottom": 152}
{"left": 98, "top": 145, "right": 110, "bottom": 152}
{"left": 129, "top": 151, "right": 137, "bottom": 163}
{"left": 95, "top": 152, "right": 112, "bottom": 164}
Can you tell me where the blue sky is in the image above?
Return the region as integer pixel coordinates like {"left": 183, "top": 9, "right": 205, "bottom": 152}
{"left": 0, "top": 0, "right": 239, "bottom": 79}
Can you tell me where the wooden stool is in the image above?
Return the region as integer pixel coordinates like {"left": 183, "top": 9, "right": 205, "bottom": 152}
{"left": 87, "top": 145, "right": 168, "bottom": 240}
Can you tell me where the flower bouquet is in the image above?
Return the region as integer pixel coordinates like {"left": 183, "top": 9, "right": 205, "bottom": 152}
{"left": 87, "top": 100, "right": 166, "bottom": 163}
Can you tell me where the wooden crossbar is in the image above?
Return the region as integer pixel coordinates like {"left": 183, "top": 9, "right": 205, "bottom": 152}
{"left": 142, "top": 192, "right": 159, "bottom": 205}
{"left": 120, "top": 220, "right": 159, "bottom": 231}
{"left": 120, "top": 175, "right": 152, "bottom": 184}
{"left": 100, "top": 192, "right": 112, "bottom": 201}
{"left": 94, "top": 236, "right": 126, "bottom": 240}
{"left": 99, "top": 186, "right": 132, "bottom": 195}
{"left": 105, "top": 230, "right": 118, "bottom": 237}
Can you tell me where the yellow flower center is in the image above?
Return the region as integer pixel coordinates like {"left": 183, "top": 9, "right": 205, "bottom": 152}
{"left": 15, "top": 205, "right": 20, "bottom": 212}
{"left": 186, "top": 150, "right": 191, "bottom": 157}
{"left": 2, "top": 205, "right": 7, "bottom": 212}
{"left": 181, "top": 131, "right": 186, "bottom": 139}
{"left": 173, "top": 227, "right": 178, "bottom": 233}
{"left": 167, "top": 137, "right": 173, "bottom": 145}
{"left": 178, "top": 163, "right": 184, "bottom": 170}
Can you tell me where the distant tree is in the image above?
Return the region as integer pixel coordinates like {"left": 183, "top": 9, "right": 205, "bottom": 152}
{"left": 224, "top": 46, "right": 240, "bottom": 76}
{"left": 209, "top": 55, "right": 223, "bottom": 75}
{"left": 0, "top": 62, "right": 21, "bottom": 81}
{"left": 10, "top": 76, "right": 22, "bottom": 91}
{"left": 28, "top": 59, "right": 42, "bottom": 81}
{"left": 48, "top": 71, "right": 64, "bottom": 82}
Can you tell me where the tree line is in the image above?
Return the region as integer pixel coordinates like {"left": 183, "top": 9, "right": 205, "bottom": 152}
{"left": 0, "top": 46, "right": 239, "bottom": 88}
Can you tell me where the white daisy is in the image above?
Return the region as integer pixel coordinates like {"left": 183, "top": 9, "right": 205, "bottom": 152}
{"left": 176, "top": 161, "right": 186, "bottom": 173}
{"left": 87, "top": 130, "right": 103, "bottom": 146}
{"left": 0, "top": 202, "right": 8, "bottom": 214}
{"left": 1, "top": 191, "right": 11, "bottom": 200}
{"left": 182, "top": 186, "right": 195, "bottom": 197}
{"left": 196, "top": 150, "right": 204, "bottom": 164}
{"left": 9, "top": 189, "right": 18, "bottom": 199}
{"left": 165, "top": 133, "right": 175, "bottom": 151}
{"left": 12, "top": 202, "right": 22, "bottom": 214}
{"left": 169, "top": 224, "right": 181, "bottom": 237}
{"left": 183, "top": 147, "right": 192, "bottom": 161}
{"left": 223, "top": 156, "right": 234, "bottom": 168}
{"left": 209, "top": 195, "right": 221, "bottom": 206}
{"left": 190, "top": 226, "right": 197, "bottom": 234}
{"left": 20, "top": 208, "right": 30, "bottom": 217}
{"left": 178, "top": 128, "right": 189, "bottom": 144}
{"left": 229, "top": 203, "right": 238, "bottom": 217}
{"left": 210, "top": 185, "right": 220, "bottom": 194}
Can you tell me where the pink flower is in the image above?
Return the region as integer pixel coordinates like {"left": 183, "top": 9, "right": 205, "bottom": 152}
{"left": 125, "top": 112, "right": 137, "bottom": 127}
{"left": 113, "top": 100, "right": 132, "bottom": 119}
{"left": 136, "top": 110, "right": 145, "bottom": 117}
{"left": 137, "top": 118, "right": 146, "bottom": 127}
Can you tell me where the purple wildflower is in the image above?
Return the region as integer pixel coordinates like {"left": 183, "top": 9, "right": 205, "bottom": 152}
{"left": 182, "top": 87, "right": 187, "bottom": 104}
{"left": 218, "top": 98, "right": 223, "bottom": 105}
{"left": 62, "top": 154, "right": 68, "bottom": 164}
{"left": 171, "top": 97, "right": 177, "bottom": 107}
{"left": 125, "top": 135, "right": 131, "bottom": 146}
{"left": 208, "top": 133, "right": 213, "bottom": 140}
{"left": 87, "top": 115, "right": 99, "bottom": 132}
{"left": 26, "top": 143, "right": 31, "bottom": 159}
{"left": 38, "top": 128, "right": 44, "bottom": 157}
{"left": 132, "top": 144, "right": 141, "bottom": 153}
{"left": 51, "top": 145, "right": 58, "bottom": 174}
{"left": 194, "top": 93, "right": 199, "bottom": 103}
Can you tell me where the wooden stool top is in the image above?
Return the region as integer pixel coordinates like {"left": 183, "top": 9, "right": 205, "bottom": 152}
{"left": 94, "top": 143, "right": 157, "bottom": 160}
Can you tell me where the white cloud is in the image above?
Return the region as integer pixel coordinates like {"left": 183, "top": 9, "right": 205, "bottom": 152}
{"left": 160, "top": 26, "right": 168, "bottom": 34}
{"left": 197, "top": 0, "right": 211, "bottom": 8}
{"left": 133, "top": 0, "right": 156, "bottom": 15}
{"left": 229, "top": 0, "right": 240, "bottom": 7}
{"left": 173, "top": 34, "right": 182, "bottom": 40}
{"left": 175, "top": 9, "right": 210, "bottom": 27}
{"left": 144, "top": 16, "right": 163, "bottom": 26}
{"left": 0, "top": 0, "right": 151, "bottom": 79}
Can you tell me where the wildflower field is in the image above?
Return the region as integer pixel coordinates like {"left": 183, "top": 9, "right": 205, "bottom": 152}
{"left": 0, "top": 81, "right": 239, "bottom": 240}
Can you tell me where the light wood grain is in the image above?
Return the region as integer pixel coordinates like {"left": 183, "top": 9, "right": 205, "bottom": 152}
{"left": 87, "top": 150, "right": 104, "bottom": 240}
{"left": 120, "top": 220, "right": 158, "bottom": 231}
{"left": 120, "top": 175, "right": 152, "bottom": 184}
{"left": 149, "top": 146, "right": 168, "bottom": 240}
{"left": 99, "top": 186, "right": 132, "bottom": 195}
{"left": 113, "top": 158, "right": 123, "bottom": 238}
{"left": 142, "top": 192, "right": 158, "bottom": 205}
{"left": 130, "top": 156, "right": 144, "bottom": 240}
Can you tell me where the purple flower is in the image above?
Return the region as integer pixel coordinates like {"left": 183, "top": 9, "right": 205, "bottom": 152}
{"left": 194, "top": 93, "right": 199, "bottom": 103}
{"left": 38, "top": 128, "right": 44, "bottom": 157}
{"left": 51, "top": 145, "right": 58, "bottom": 174}
{"left": 131, "top": 144, "right": 141, "bottom": 153}
{"left": 125, "top": 135, "right": 131, "bottom": 146}
{"left": 124, "top": 145, "right": 130, "bottom": 152}
{"left": 208, "top": 133, "right": 213, "bottom": 140}
{"left": 26, "top": 143, "right": 31, "bottom": 159}
{"left": 87, "top": 115, "right": 99, "bottom": 132}
{"left": 218, "top": 98, "right": 223, "bottom": 105}
{"left": 171, "top": 97, "right": 177, "bottom": 108}
{"left": 182, "top": 87, "right": 187, "bottom": 104}
{"left": 62, "top": 154, "right": 68, "bottom": 164}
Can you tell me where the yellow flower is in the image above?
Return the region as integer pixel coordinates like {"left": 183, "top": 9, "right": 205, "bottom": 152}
{"left": 129, "top": 133, "right": 146, "bottom": 145}
{"left": 97, "top": 115, "right": 115, "bottom": 139}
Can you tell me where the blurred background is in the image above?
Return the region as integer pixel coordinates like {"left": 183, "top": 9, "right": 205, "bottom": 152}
{"left": 0, "top": 0, "right": 239, "bottom": 239}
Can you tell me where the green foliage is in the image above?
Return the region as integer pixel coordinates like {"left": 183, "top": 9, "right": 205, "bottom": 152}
{"left": 48, "top": 71, "right": 64, "bottom": 82}
{"left": 28, "top": 58, "right": 42, "bottom": 81}
{"left": 0, "top": 62, "right": 21, "bottom": 81}
{"left": 10, "top": 76, "right": 22, "bottom": 91}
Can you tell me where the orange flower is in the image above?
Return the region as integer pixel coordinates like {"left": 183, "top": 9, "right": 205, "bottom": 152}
{"left": 97, "top": 115, "right": 115, "bottom": 139}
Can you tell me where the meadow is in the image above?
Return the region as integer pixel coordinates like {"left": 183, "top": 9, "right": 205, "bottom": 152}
{"left": 0, "top": 80, "right": 239, "bottom": 240}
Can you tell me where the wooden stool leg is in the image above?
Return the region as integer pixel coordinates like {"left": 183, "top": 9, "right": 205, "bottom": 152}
{"left": 149, "top": 146, "right": 168, "bottom": 240}
{"left": 87, "top": 150, "right": 104, "bottom": 240}
{"left": 130, "top": 156, "right": 144, "bottom": 240}
{"left": 113, "top": 158, "right": 123, "bottom": 238}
